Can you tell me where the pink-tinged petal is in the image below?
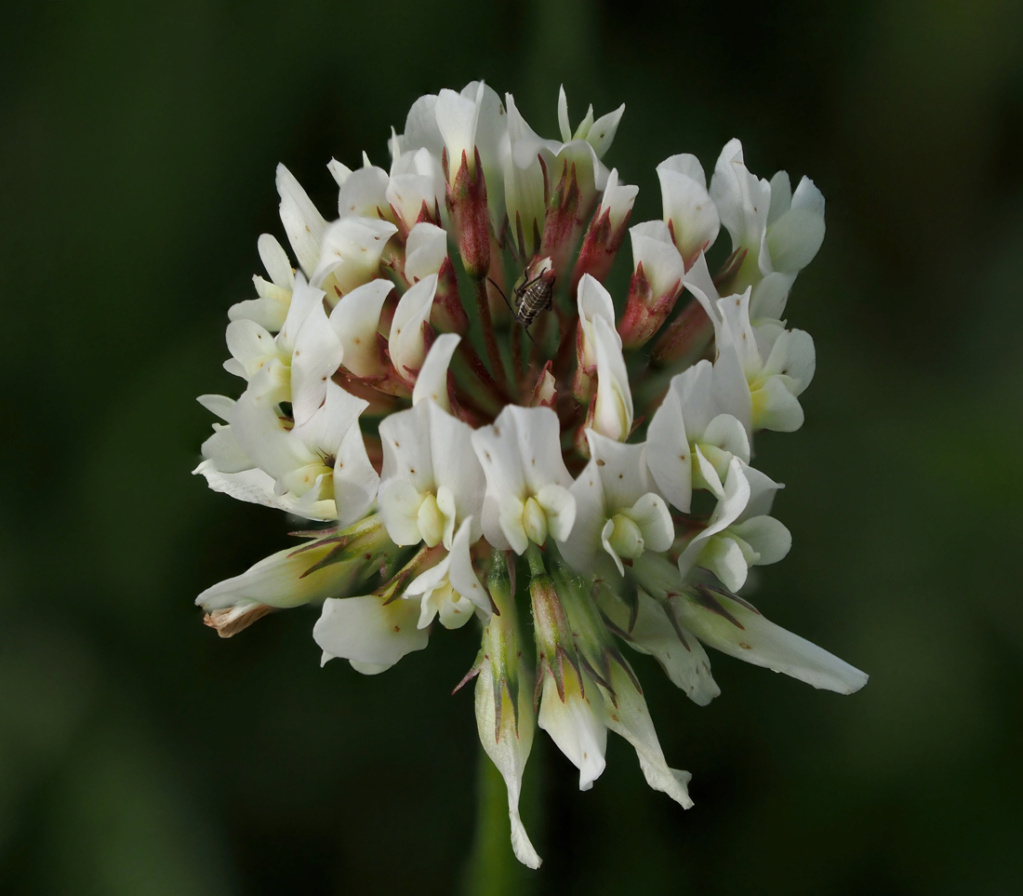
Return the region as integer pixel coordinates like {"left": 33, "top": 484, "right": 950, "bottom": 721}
{"left": 674, "top": 591, "right": 869, "bottom": 695}
{"left": 314, "top": 596, "right": 429, "bottom": 674}
{"left": 537, "top": 671, "right": 607, "bottom": 791}
{"left": 276, "top": 164, "right": 328, "bottom": 278}
{"left": 412, "top": 333, "right": 459, "bottom": 411}
{"left": 389, "top": 274, "right": 437, "bottom": 384}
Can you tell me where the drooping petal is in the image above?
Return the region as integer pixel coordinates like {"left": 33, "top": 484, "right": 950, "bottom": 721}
{"left": 673, "top": 590, "right": 869, "bottom": 695}
{"left": 315, "top": 595, "right": 429, "bottom": 674}
{"left": 197, "top": 538, "right": 363, "bottom": 611}
{"left": 537, "top": 669, "right": 607, "bottom": 791}
{"left": 599, "top": 586, "right": 720, "bottom": 706}
{"left": 600, "top": 665, "right": 693, "bottom": 809}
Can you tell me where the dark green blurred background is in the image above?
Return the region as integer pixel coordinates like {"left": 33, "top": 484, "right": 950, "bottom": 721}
{"left": 3, "top": 0, "right": 1022, "bottom": 893}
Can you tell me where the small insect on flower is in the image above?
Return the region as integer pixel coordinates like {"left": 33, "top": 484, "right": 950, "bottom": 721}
{"left": 513, "top": 271, "right": 554, "bottom": 328}
{"left": 489, "top": 256, "right": 556, "bottom": 342}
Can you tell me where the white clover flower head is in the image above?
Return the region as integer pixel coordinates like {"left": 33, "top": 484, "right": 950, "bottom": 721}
{"left": 194, "top": 82, "right": 866, "bottom": 868}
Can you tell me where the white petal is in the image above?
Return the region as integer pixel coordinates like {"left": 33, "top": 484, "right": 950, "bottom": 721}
{"left": 585, "top": 432, "right": 652, "bottom": 511}
{"left": 474, "top": 662, "right": 541, "bottom": 869}
{"left": 292, "top": 381, "right": 368, "bottom": 459}
{"left": 378, "top": 478, "right": 426, "bottom": 546}
{"left": 537, "top": 672, "right": 607, "bottom": 791}
{"left": 601, "top": 667, "right": 693, "bottom": 809}
{"left": 645, "top": 383, "right": 693, "bottom": 513}
{"left": 333, "top": 419, "right": 381, "bottom": 528}
{"left": 389, "top": 274, "right": 437, "bottom": 384}
{"left": 276, "top": 164, "right": 328, "bottom": 277}
{"left": 257, "top": 233, "right": 295, "bottom": 290}
{"left": 412, "top": 333, "right": 459, "bottom": 411}
{"left": 629, "top": 220, "right": 685, "bottom": 299}
{"left": 591, "top": 315, "right": 634, "bottom": 440}
{"left": 628, "top": 492, "right": 674, "bottom": 553}
{"left": 426, "top": 402, "right": 486, "bottom": 528}
{"left": 767, "top": 207, "right": 825, "bottom": 273}
{"left": 701, "top": 536, "right": 750, "bottom": 592}
{"left": 536, "top": 483, "right": 576, "bottom": 545}
{"left": 404, "top": 222, "right": 449, "bottom": 282}
{"left": 599, "top": 588, "right": 720, "bottom": 706}
{"left": 291, "top": 300, "right": 345, "bottom": 426}
{"left": 561, "top": 458, "right": 606, "bottom": 573}
{"left": 656, "top": 154, "right": 720, "bottom": 263}
{"left": 585, "top": 103, "right": 625, "bottom": 158}
{"left": 314, "top": 595, "right": 429, "bottom": 673}
{"left": 328, "top": 279, "right": 393, "bottom": 378}
{"left": 732, "top": 515, "right": 792, "bottom": 567}
{"left": 446, "top": 518, "right": 490, "bottom": 616}
{"left": 198, "top": 539, "right": 360, "bottom": 611}
{"left": 674, "top": 591, "right": 869, "bottom": 694}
